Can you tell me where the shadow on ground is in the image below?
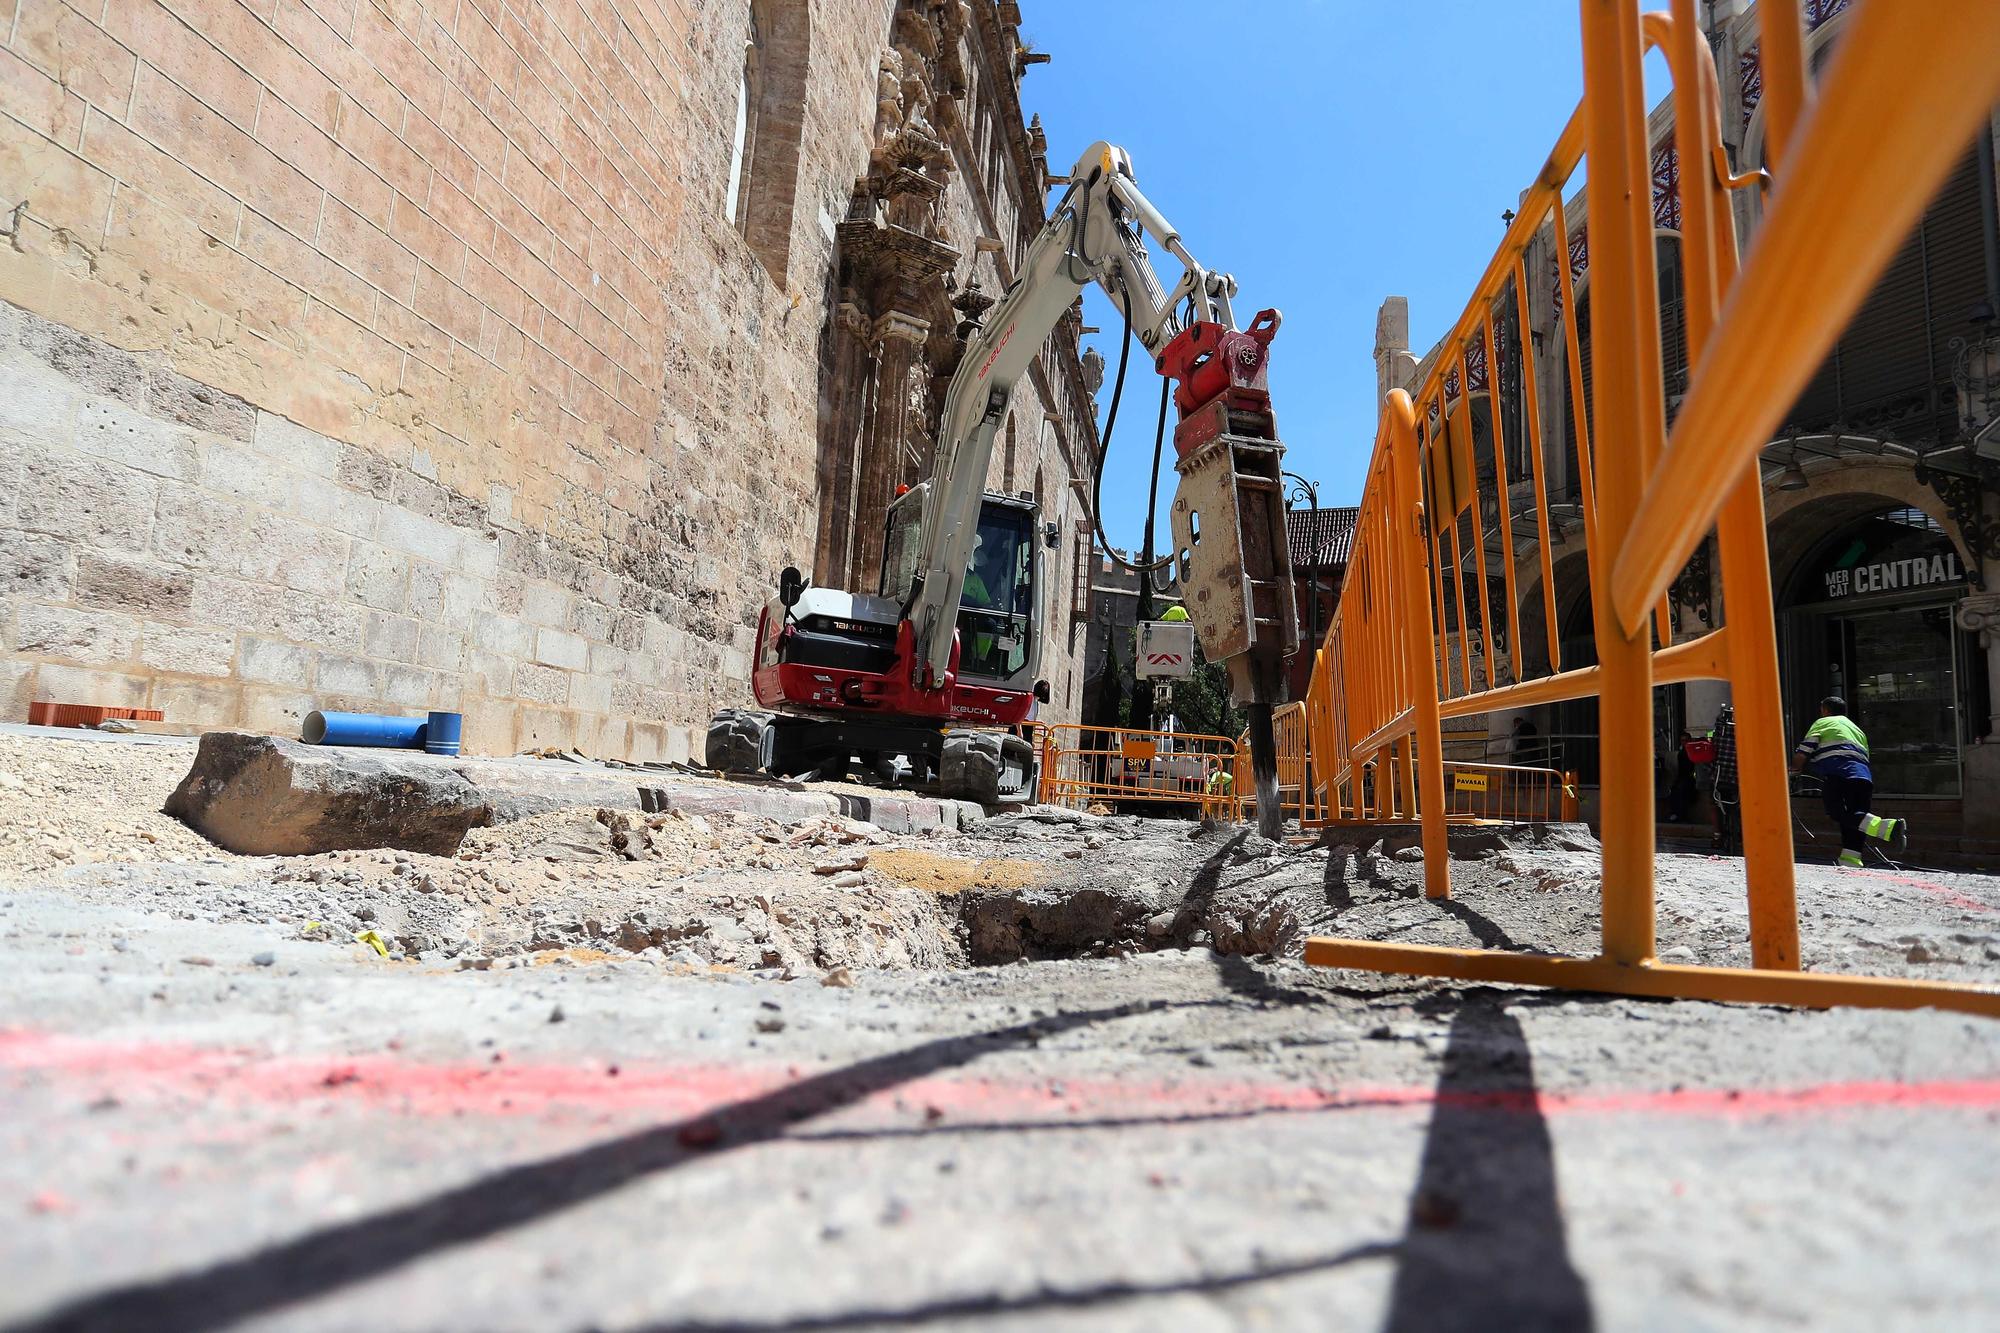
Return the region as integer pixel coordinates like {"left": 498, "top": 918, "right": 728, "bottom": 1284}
{"left": 12, "top": 1001, "right": 1178, "bottom": 1333}
{"left": 1383, "top": 994, "right": 1595, "bottom": 1331}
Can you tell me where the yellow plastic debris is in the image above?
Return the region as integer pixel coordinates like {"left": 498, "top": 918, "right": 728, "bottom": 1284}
{"left": 354, "top": 929, "right": 389, "bottom": 958}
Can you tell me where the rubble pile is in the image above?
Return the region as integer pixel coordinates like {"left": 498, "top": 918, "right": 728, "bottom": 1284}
{"left": 8, "top": 729, "right": 1999, "bottom": 990}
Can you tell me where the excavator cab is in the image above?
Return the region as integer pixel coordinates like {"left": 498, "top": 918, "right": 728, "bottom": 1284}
{"left": 880, "top": 486, "right": 1041, "bottom": 688}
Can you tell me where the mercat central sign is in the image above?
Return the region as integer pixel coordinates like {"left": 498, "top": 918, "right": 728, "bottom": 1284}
{"left": 1824, "top": 550, "right": 1962, "bottom": 600}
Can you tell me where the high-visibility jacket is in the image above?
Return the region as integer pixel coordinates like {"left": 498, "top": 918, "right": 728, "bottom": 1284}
{"left": 1796, "top": 714, "right": 1871, "bottom": 782}
{"left": 1160, "top": 605, "right": 1190, "bottom": 622}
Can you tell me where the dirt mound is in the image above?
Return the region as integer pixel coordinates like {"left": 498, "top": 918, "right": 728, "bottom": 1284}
{"left": 0, "top": 735, "right": 219, "bottom": 877}
{"left": 870, "top": 846, "right": 1043, "bottom": 895}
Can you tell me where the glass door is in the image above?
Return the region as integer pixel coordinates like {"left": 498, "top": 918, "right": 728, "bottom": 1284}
{"left": 1829, "top": 603, "right": 1961, "bottom": 796}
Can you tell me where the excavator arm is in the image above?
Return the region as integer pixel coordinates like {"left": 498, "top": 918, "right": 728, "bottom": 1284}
{"left": 910, "top": 143, "right": 1235, "bottom": 684}
{"left": 908, "top": 142, "right": 1299, "bottom": 832}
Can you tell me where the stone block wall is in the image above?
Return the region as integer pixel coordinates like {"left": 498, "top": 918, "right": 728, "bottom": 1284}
{"left": 0, "top": 0, "right": 913, "bottom": 758}
{"left": 1, "top": 298, "right": 753, "bottom": 760}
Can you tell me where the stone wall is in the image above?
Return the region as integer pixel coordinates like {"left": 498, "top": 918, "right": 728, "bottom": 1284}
{"left": 1, "top": 293, "right": 754, "bottom": 760}
{"left": 0, "top": 0, "right": 1093, "bottom": 756}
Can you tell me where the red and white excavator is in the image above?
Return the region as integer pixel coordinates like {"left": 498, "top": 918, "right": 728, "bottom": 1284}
{"left": 708, "top": 142, "right": 1297, "bottom": 828}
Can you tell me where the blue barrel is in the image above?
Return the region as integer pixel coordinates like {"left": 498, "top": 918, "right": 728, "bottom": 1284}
{"left": 424, "top": 710, "right": 464, "bottom": 757}
{"left": 301, "top": 710, "right": 426, "bottom": 748}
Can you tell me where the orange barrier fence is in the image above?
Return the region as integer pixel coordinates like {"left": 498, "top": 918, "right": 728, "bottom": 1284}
{"left": 1037, "top": 724, "right": 1244, "bottom": 819}
{"left": 1266, "top": 695, "right": 1572, "bottom": 826}
{"left": 1439, "top": 762, "right": 1578, "bottom": 825}
{"left": 1301, "top": 0, "right": 2000, "bottom": 1017}
{"left": 1231, "top": 701, "right": 1325, "bottom": 827}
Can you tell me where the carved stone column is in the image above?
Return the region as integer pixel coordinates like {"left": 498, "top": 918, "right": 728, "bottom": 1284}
{"left": 855, "top": 310, "right": 932, "bottom": 584}
{"left": 1959, "top": 582, "right": 2000, "bottom": 836}
{"left": 814, "top": 300, "right": 874, "bottom": 586}
{"left": 1957, "top": 588, "right": 2000, "bottom": 741}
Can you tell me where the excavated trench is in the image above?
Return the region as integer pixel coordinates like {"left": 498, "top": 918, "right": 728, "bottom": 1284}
{"left": 0, "top": 724, "right": 1614, "bottom": 978}
{"left": 229, "top": 805, "right": 1620, "bottom": 979}
{"left": 13, "top": 730, "right": 1997, "bottom": 997}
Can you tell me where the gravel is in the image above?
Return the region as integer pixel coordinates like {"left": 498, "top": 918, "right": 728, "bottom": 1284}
{"left": 3, "top": 728, "right": 1999, "bottom": 1329}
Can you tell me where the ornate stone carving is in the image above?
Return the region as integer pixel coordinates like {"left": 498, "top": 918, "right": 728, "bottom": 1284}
{"left": 1671, "top": 538, "right": 1715, "bottom": 632}
{"left": 812, "top": 0, "right": 973, "bottom": 588}
{"left": 1915, "top": 461, "right": 2000, "bottom": 585}
{"left": 951, "top": 279, "right": 994, "bottom": 340}
{"left": 873, "top": 48, "right": 905, "bottom": 141}
{"left": 1957, "top": 591, "right": 2000, "bottom": 639}
{"left": 1080, "top": 346, "right": 1105, "bottom": 396}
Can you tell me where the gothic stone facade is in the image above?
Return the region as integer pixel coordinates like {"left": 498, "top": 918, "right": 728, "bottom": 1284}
{"left": 0, "top": 0, "right": 1097, "bottom": 760}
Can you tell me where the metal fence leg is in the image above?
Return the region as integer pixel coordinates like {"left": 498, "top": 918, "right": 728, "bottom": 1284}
{"left": 1388, "top": 394, "right": 1451, "bottom": 899}
{"left": 1582, "top": 0, "right": 1658, "bottom": 965}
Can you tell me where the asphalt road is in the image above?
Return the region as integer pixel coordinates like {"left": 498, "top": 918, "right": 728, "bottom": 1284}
{"left": 6, "top": 883, "right": 2000, "bottom": 1332}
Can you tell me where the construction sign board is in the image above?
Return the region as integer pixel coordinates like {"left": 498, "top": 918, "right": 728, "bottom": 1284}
{"left": 1135, "top": 620, "right": 1196, "bottom": 679}
{"left": 1453, "top": 770, "right": 1490, "bottom": 794}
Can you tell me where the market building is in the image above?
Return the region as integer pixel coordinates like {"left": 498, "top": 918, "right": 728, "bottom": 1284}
{"left": 1374, "top": 0, "right": 2000, "bottom": 856}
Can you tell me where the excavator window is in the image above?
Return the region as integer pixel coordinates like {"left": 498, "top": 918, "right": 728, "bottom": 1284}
{"left": 877, "top": 490, "right": 1036, "bottom": 682}
{"left": 959, "top": 502, "right": 1035, "bottom": 681}
{"left": 880, "top": 494, "right": 924, "bottom": 604}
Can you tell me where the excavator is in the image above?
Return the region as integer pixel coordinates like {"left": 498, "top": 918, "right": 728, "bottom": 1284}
{"left": 708, "top": 142, "right": 1298, "bottom": 835}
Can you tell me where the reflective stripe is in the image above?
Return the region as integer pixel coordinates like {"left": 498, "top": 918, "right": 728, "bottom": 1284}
{"left": 1803, "top": 715, "right": 1870, "bottom": 759}
{"left": 1838, "top": 850, "right": 1864, "bottom": 867}
{"left": 1861, "top": 814, "right": 1901, "bottom": 842}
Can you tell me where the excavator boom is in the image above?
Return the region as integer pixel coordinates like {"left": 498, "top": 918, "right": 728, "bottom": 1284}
{"left": 717, "top": 142, "right": 1298, "bottom": 827}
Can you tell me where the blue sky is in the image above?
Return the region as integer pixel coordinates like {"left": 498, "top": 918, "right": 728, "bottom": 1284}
{"left": 1018, "top": 1, "right": 1608, "bottom": 544}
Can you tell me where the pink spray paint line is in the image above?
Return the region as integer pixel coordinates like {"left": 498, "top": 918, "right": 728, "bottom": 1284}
{"left": 5, "top": 1028, "right": 2000, "bottom": 1128}
{"left": 1843, "top": 866, "right": 1996, "bottom": 915}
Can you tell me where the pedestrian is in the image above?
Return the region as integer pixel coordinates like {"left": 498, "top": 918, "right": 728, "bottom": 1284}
{"left": 1708, "top": 704, "right": 1739, "bottom": 853}
{"left": 1791, "top": 696, "right": 1905, "bottom": 868}
{"left": 1667, "top": 731, "right": 1699, "bottom": 822}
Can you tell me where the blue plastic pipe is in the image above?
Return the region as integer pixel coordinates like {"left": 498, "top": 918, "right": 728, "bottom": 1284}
{"left": 424, "top": 710, "right": 463, "bottom": 756}
{"left": 302, "top": 710, "right": 426, "bottom": 749}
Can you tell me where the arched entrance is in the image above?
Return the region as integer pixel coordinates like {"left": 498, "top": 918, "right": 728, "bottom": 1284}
{"left": 1550, "top": 588, "right": 1690, "bottom": 792}
{"left": 1778, "top": 504, "right": 1973, "bottom": 796}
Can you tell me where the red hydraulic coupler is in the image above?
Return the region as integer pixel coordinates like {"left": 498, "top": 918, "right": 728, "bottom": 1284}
{"left": 1155, "top": 308, "right": 1281, "bottom": 459}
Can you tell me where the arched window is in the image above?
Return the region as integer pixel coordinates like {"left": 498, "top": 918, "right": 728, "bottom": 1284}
{"left": 723, "top": 0, "right": 809, "bottom": 285}
{"left": 724, "top": 7, "right": 763, "bottom": 231}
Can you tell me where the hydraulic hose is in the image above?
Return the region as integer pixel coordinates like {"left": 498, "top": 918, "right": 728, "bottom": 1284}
{"left": 1089, "top": 274, "right": 1176, "bottom": 576}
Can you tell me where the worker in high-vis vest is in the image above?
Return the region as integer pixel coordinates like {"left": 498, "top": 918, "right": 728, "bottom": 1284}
{"left": 1791, "top": 695, "right": 1906, "bottom": 867}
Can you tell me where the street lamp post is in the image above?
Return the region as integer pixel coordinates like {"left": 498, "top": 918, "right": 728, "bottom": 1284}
{"left": 1284, "top": 471, "right": 1323, "bottom": 665}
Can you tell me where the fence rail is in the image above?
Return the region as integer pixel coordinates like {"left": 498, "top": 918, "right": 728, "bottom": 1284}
{"left": 1440, "top": 761, "right": 1578, "bottom": 825}
{"left": 1299, "top": 0, "right": 2000, "bottom": 1017}
{"left": 1036, "top": 723, "right": 1244, "bottom": 820}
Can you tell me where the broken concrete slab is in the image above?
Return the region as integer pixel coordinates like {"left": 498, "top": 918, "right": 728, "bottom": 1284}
{"left": 164, "top": 732, "right": 493, "bottom": 856}
{"left": 636, "top": 780, "right": 984, "bottom": 836}
{"left": 16, "top": 722, "right": 991, "bottom": 846}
